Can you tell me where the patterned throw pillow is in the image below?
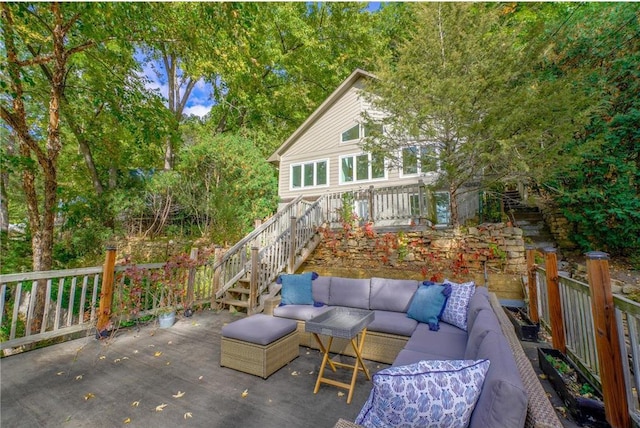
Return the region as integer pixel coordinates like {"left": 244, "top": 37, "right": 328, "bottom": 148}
{"left": 441, "top": 280, "right": 476, "bottom": 331}
{"left": 355, "top": 359, "right": 490, "bottom": 428}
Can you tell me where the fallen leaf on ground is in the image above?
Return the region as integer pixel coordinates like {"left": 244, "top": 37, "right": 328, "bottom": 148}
{"left": 198, "top": 375, "right": 203, "bottom": 381}
{"left": 172, "top": 391, "right": 185, "bottom": 398}
{"left": 99, "top": 356, "right": 106, "bottom": 360}
{"left": 75, "top": 375, "right": 83, "bottom": 380}
{"left": 56, "top": 371, "right": 64, "bottom": 376}
{"left": 122, "top": 357, "right": 129, "bottom": 360}
{"left": 184, "top": 412, "right": 192, "bottom": 419}
{"left": 154, "top": 351, "right": 162, "bottom": 357}
{"left": 308, "top": 371, "right": 314, "bottom": 375}
{"left": 124, "top": 417, "right": 131, "bottom": 424}
{"left": 291, "top": 371, "right": 298, "bottom": 376}
{"left": 337, "top": 392, "right": 345, "bottom": 397}
{"left": 166, "top": 361, "right": 171, "bottom": 366}
{"left": 131, "top": 401, "right": 140, "bottom": 407}
{"left": 133, "top": 350, "right": 139, "bottom": 354}
{"left": 167, "top": 341, "right": 172, "bottom": 345}
{"left": 84, "top": 393, "right": 95, "bottom": 400}
{"left": 538, "top": 374, "right": 547, "bottom": 380}
{"left": 155, "top": 403, "right": 168, "bottom": 412}
{"left": 192, "top": 322, "right": 200, "bottom": 326}
{"left": 114, "top": 358, "right": 121, "bottom": 363}
{"left": 241, "top": 389, "right": 249, "bottom": 398}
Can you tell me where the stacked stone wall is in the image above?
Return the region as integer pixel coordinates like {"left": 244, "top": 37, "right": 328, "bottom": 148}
{"left": 305, "top": 222, "right": 526, "bottom": 280}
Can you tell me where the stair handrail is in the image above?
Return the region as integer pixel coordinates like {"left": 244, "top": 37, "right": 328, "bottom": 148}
{"left": 210, "top": 195, "right": 305, "bottom": 270}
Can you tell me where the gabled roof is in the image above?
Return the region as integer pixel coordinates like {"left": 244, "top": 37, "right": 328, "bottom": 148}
{"left": 268, "top": 69, "right": 377, "bottom": 163}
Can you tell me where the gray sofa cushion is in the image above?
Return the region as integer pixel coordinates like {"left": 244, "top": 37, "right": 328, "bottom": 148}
{"left": 404, "top": 322, "right": 467, "bottom": 359}
{"left": 464, "top": 308, "right": 502, "bottom": 360}
{"left": 467, "top": 286, "right": 492, "bottom": 332}
{"left": 392, "top": 348, "right": 468, "bottom": 367}
{"left": 369, "top": 278, "right": 419, "bottom": 312}
{"left": 312, "top": 276, "right": 331, "bottom": 305}
{"left": 367, "top": 310, "right": 418, "bottom": 336}
{"left": 329, "top": 277, "right": 371, "bottom": 309}
{"left": 469, "top": 330, "right": 528, "bottom": 428}
{"left": 273, "top": 304, "right": 332, "bottom": 321}
{"left": 221, "top": 314, "right": 297, "bottom": 345}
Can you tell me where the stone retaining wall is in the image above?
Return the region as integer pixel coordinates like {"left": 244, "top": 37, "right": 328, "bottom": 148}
{"left": 304, "top": 222, "right": 526, "bottom": 281}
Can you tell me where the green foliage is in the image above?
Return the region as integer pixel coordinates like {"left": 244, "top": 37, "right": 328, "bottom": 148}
{"left": 542, "top": 3, "right": 640, "bottom": 257}
{"left": 170, "top": 132, "right": 278, "bottom": 242}
{"left": 0, "top": 231, "right": 32, "bottom": 274}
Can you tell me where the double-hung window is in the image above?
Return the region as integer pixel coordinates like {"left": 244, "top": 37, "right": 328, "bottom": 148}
{"left": 340, "top": 153, "right": 385, "bottom": 184}
{"left": 401, "top": 145, "right": 438, "bottom": 176}
{"left": 290, "top": 159, "right": 328, "bottom": 190}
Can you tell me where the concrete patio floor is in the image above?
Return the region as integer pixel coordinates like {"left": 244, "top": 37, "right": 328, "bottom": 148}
{"left": 1, "top": 310, "right": 385, "bottom": 428}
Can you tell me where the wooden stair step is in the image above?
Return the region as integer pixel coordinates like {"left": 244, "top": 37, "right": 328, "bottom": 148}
{"left": 219, "top": 298, "right": 250, "bottom": 308}
{"left": 227, "top": 287, "right": 251, "bottom": 294}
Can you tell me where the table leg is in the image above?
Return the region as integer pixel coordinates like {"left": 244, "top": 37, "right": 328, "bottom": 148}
{"left": 314, "top": 336, "right": 334, "bottom": 394}
{"left": 346, "top": 328, "right": 370, "bottom": 404}
{"left": 312, "top": 333, "right": 337, "bottom": 372}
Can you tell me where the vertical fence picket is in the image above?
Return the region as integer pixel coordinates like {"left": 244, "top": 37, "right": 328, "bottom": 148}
{"left": 25, "top": 280, "right": 38, "bottom": 336}
{"left": 54, "top": 278, "right": 64, "bottom": 331}
{"left": 10, "top": 283, "right": 22, "bottom": 340}
{"left": 41, "top": 279, "right": 52, "bottom": 334}
{"left": 0, "top": 283, "right": 6, "bottom": 325}
{"left": 67, "top": 277, "right": 77, "bottom": 327}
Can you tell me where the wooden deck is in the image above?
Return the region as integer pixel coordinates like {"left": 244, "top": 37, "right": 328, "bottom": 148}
{"left": 0, "top": 310, "right": 385, "bottom": 428}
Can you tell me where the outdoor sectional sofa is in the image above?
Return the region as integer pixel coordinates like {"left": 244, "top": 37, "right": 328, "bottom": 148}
{"left": 265, "top": 275, "right": 563, "bottom": 428}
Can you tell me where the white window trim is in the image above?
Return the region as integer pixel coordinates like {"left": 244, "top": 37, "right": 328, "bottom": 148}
{"left": 289, "top": 158, "right": 330, "bottom": 191}
{"left": 399, "top": 144, "right": 440, "bottom": 178}
{"left": 338, "top": 152, "right": 388, "bottom": 185}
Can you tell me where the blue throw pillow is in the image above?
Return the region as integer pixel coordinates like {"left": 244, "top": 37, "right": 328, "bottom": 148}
{"left": 406, "top": 283, "right": 451, "bottom": 330}
{"left": 278, "top": 272, "right": 315, "bottom": 305}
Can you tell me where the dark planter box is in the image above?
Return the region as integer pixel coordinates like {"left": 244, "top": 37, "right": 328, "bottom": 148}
{"left": 538, "top": 348, "right": 609, "bottom": 428}
{"left": 504, "top": 306, "right": 539, "bottom": 342}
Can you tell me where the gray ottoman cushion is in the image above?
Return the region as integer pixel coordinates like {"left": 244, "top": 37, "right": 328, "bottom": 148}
{"left": 221, "top": 314, "right": 297, "bottom": 346}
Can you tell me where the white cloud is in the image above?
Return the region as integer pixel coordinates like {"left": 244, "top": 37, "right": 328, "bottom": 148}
{"left": 183, "top": 104, "right": 212, "bottom": 118}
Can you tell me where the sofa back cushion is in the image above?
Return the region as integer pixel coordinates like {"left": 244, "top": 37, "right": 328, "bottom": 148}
{"left": 464, "top": 308, "right": 502, "bottom": 360}
{"left": 329, "top": 277, "right": 371, "bottom": 309}
{"left": 369, "top": 278, "right": 419, "bottom": 312}
{"left": 312, "top": 276, "right": 331, "bottom": 305}
{"left": 468, "top": 331, "right": 527, "bottom": 428}
{"left": 466, "top": 287, "right": 492, "bottom": 333}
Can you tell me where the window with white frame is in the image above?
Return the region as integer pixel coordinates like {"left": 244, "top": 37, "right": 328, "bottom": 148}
{"left": 401, "top": 145, "right": 438, "bottom": 176}
{"left": 340, "top": 153, "right": 385, "bottom": 184}
{"left": 340, "top": 123, "right": 384, "bottom": 143}
{"left": 290, "top": 159, "right": 328, "bottom": 190}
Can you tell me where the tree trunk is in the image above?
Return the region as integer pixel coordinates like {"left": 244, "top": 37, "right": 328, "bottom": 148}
{"left": 0, "top": 135, "right": 14, "bottom": 233}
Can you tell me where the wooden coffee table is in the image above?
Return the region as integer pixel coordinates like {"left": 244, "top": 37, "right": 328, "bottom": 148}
{"left": 305, "top": 307, "right": 375, "bottom": 404}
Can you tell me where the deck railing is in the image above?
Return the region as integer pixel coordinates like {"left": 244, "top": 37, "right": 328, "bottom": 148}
{"left": 529, "top": 249, "right": 637, "bottom": 426}
{"left": 322, "top": 181, "right": 435, "bottom": 225}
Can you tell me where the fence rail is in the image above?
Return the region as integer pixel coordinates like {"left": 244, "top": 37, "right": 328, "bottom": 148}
{"left": 530, "top": 250, "right": 638, "bottom": 426}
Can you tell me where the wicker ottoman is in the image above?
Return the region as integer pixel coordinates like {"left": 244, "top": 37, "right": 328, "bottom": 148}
{"left": 220, "top": 314, "right": 299, "bottom": 379}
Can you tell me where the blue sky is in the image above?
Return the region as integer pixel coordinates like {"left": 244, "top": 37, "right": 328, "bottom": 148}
{"left": 139, "top": 2, "right": 382, "bottom": 118}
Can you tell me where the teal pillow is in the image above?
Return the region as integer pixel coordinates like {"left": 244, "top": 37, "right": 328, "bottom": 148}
{"left": 406, "top": 283, "right": 451, "bottom": 330}
{"left": 279, "top": 272, "right": 314, "bottom": 305}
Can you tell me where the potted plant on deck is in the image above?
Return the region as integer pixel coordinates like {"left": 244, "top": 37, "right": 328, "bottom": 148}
{"left": 503, "top": 306, "right": 539, "bottom": 342}
{"left": 154, "top": 256, "right": 189, "bottom": 328}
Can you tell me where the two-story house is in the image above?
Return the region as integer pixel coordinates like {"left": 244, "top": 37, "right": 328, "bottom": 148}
{"left": 268, "top": 69, "right": 478, "bottom": 226}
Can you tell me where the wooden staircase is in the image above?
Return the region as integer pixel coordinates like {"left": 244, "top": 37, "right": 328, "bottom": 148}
{"left": 213, "top": 196, "right": 326, "bottom": 314}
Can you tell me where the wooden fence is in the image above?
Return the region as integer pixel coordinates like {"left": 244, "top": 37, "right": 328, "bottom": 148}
{"left": 529, "top": 248, "right": 636, "bottom": 427}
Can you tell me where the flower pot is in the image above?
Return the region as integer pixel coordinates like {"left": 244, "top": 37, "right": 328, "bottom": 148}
{"left": 504, "top": 306, "right": 539, "bottom": 342}
{"left": 158, "top": 311, "right": 175, "bottom": 329}
{"left": 538, "top": 348, "right": 608, "bottom": 428}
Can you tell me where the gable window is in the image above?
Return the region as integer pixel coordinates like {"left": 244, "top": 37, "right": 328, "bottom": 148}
{"left": 340, "top": 153, "right": 386, "bottom": 184}
{"left": 401, "top": 145, "right": 438, "bottom": 176}
{"left": 340, "top": 123, "right": 384, "bottom": 143}
{"left": 290, "top": 159, "right": 328, "bottom": 190}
